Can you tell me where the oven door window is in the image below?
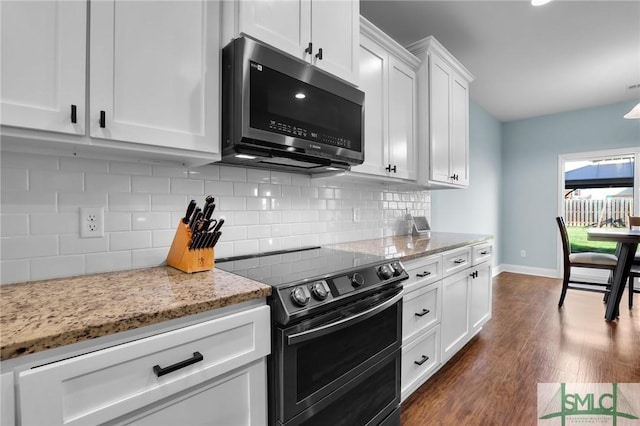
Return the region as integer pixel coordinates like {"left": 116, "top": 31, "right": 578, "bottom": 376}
{"left": 278, "top": 292, "right": 402, "bottom": 421}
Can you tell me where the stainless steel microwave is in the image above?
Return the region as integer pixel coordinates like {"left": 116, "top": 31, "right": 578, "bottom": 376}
{"left": 221, "top": 37, "right": 365, "bottom": 173}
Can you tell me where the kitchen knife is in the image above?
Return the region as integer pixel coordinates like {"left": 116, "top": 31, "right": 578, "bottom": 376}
{"left": 182, "top": 200, "right": 197, "bottom": 224}
{"left": 188, "top": 233, "right": 200, "bottom": 250}
{"left": 210, "top": 231, "right": 222, "bottom": 247}
{"left": 203, "top": 202, "right": 216, "bottom": 220}
{"left": 205, "top": 232, "right": 216, "bottom": 248}
{"left": 211, "top": 218, "right": 224, "bottom": 234}
{"left": 188, "top": 207, "right": 201, "bottom": 227}
{"left": 190, "top": 210, "right": 203, "bottom": 235}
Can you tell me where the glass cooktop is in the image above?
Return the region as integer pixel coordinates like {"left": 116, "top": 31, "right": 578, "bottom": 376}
{"left": 215, "top": 247, "right": 388, "bottom": 287}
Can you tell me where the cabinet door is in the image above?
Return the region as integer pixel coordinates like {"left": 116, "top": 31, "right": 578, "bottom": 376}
{"left": 428, "top": 54, "right": 452, "bottom": 184}
{"left": 470, "top": 263, "right": 492, "bottom": 333}
{"left": 90, "top": 0, "right": 219, "bottom": 153}
{"left": 388, "top": 57, "right": 417, "bottom": 180}
{"left": 118, "top": 360, "right": 267, "bottom": 426}
{"left": 238, "top": 0, "right": 311, "bottom": 62}
{"left": 351, "top": 36, "right": 388, "bottom": 176}
{"left": 0, "top": 0, "right": 86, "bottom": 135}
{"left": 310, "top": 0, "right": 359, "bottom": 84}
{"left": 450, "top": 73, "right": 469, "bottom": 186}
{"left": 441, "top": 270, "right": 470, "bottom": 362}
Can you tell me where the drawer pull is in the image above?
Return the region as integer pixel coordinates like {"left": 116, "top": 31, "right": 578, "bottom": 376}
{"left": 416, "top": 271, "right": 431, "bottom": 278}
{"left": 153, "top": 351, "right": 203, "bottom": 377}
{"left": 453, "top": 258, "right": 466, "bottom": 264}
{"left": 414, "top": 355, "right": 430, "bottom": 366}
{"left": 479, "top": 250, "right": 490, "bottom": 255}
{"left": 70, "top": 104, "right": 77, "bottom": 123}
{"left": 469, "top": 271, "right": 478, "bottom": 279}
{"left": 415, "top": 308, "right": 430, "bottom": 317}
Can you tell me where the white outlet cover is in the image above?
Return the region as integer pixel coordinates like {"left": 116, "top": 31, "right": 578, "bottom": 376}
{"left": 80, "top": 207, "right": 104, "bottom": 238}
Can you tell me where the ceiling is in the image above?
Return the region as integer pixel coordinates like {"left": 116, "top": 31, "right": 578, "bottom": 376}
{"left": 360, "top": 0, "right": 640, "bottom": 122}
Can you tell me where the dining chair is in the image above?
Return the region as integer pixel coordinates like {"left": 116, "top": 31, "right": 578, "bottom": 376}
{"left": 556, "top": 216, "right": 618, "bottom": 307}
{"left": 627, "top": 216, "right": 640, "bottom": 308}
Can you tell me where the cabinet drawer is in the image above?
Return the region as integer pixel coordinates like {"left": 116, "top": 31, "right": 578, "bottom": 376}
{"left": 472, "top": 242, "right": 493, "bottom": 266}
{"left": 401, "top": 326, "right": 440, "bottom": 401}
{"left": 442, "top": 247, "right": 471, "bottom": 277}
{"left": 18, "top": 305, "right": 270, "bottom": 426}
{"left": 402, "top": 281, "right": 441, "bottom": 343}
{"left": 402, "top": 254, "right": 442, "bottom": 293}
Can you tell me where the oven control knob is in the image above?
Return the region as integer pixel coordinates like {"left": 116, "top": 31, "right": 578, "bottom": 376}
{"left": 351, "top": 273, "right": 365, "bottom": 288}
{"left": 291, "top": 286, "right": 310, "bottom": 307}
{"left": 377, "top": 264, "right": 394, "bottom": 280}
{"left": 391, "top": 262, "right": 404, "bottom": 276}
{"left": 311, "top": 282, "right": 329, "bottom": 300}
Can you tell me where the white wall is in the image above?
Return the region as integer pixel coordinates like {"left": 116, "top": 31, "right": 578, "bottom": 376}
{"left": 0, "top": 151, "right": 431, "bottom": 284}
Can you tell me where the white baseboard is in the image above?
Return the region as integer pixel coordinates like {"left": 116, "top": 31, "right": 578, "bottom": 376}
{"left": 498, "top": 264, "right": 559, "bottom": 279}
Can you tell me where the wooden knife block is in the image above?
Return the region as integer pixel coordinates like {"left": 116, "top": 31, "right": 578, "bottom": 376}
{"left": 166, "top": 222, "right": 214, "bottom": 273}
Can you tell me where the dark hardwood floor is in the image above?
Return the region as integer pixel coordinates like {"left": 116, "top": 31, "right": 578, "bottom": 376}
{"left": 400, "top": 272, "right": 640, "bottom": 425}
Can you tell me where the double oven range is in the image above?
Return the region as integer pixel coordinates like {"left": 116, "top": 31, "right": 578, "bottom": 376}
{"left": 217, "top": 247, "right": 408, "bottom": 426}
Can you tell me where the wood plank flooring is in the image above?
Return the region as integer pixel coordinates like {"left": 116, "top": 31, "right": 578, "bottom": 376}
{"left": 400, "top": 272, "right": 640, "bottom": 425}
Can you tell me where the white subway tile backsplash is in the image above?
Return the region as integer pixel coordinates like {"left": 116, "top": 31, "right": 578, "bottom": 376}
{"left": 0, "top": 151, "right": 431, "bottom": 284}
{"left": 60, "top": 235, "right": 109, "bottom": 255}
{"left": 85, "top": 173, "right": 130, "bottom": 193}
{"left": 1, "top": 214, "right": 29, "bottom": 237}
{"left": 110, "top": 231, "right": 151, "bottom": 251}
{"left": 247, "top": 168, "right": 271, "bottom": 183}
{"left": 234, "top": 182, "right": 259, "bottom": 197}
{"left": 2, "top": 167, "right": 28, "bottom": 191}
{"left": 132, "top": 176, "right": 170, "bottom": 194}
{"left": 30, "top": 255, "right": 85, "bottom": 281}
{"left": 30, "top": 169, "right": 84, "bottom": 192}
{"left": 220, "top": 165, "right": 247, "bottom": 182}
{"left": 131, "top": 248, "right": 166, "bottom": 268}
{"left": 132, "top": 212, "right": 172, "bottom": 231}
{"left": 58, "top": 192, "right": 107, "bottom": 211}
{"left": 105, "top": 212, "right": 132, "bottom": 232}
{"left": 109, "top": 193, "right": 150, "bottom": 212}
{"left": 60, "top": 157, "right": 108, "bottom": 173}
{"left": 171, "top": 178, "right": 204, "bottom": 195}
{"left": 31, "top": 213, "right": 78, "bottom": 235}
{"left": 86, "top": 251, "right": 132, "bottom": 274}
{"left": 152, "top": 165, "right": 188, "bottom": 178}
{"left": 1, "top": 235, "right": 58, "bottom": 260}
{"left": 204, "top": 181, "right": 234, "bottom": 196}
{"left": 110, "top": 161, "right": 152, "bottom": 176}
{"left": 1, "top": 151, "right": 58, "bottom": 171}
{"left": 0, "top": 260, "right": 30, "bottom": 284}
{"left": 1, "top": 191, "right": 57, "bottom": 214}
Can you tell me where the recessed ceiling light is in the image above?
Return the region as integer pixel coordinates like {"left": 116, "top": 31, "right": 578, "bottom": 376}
{"left": 235, "top": 154, "right": 257, "bottom": 159}
{"left": 294, "top": 92, "right": 306, "bottom": 99}
{"left": 531, "top": 0, "right": 553, "bottom": 6}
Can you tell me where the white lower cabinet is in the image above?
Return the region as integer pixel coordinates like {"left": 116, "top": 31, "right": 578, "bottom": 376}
{"left": 401, "top": 240, "right": 493, "bottom": 402}
{"left": 16, "top": 304, "right": 270, "bottom": 426}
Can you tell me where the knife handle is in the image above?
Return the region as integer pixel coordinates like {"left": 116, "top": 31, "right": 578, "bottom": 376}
{"left": 190, "top": 211, "right": 203, "bottom": 235}
{"left": 183, "top": 200, "right": 197, "bottom": 224}
{"left": 212, "top": 218, "right": 224, "bottom": 234}
{"left": 211, "top": 231, "right": 222, "bottom": 248}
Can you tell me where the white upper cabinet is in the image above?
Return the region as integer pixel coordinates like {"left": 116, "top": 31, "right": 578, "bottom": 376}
{"left": 0, "top": 1, "right": 87, "bottom": 135}
{"left": 90, "top": 0, "right": 220, "bottom": 154}
{"left": 351, "top": 18, "right": 418, "bottom": 181}
{"left": 408, "top": 36, "right": 474, "bottom": 188}
{"left": 1, "top": 0, "right": 220, "bottom": 165}
{"left": 226, "top": 0, "right": 359, "bottom": 85}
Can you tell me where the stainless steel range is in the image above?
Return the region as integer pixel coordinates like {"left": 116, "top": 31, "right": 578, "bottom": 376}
{"left": 216, "top": 247, "right": 408, "bottom": 426}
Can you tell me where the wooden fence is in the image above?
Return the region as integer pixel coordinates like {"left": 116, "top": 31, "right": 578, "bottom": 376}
{"left": 564, "top": 198, "right": 633, "bottom": 227}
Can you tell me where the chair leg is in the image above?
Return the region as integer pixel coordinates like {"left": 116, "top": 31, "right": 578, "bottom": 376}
{"left": 558, "top": 269, "right": 570, "bottom": 307}
{"left": 630, "top": 276, "right": 635, "bottom": 309}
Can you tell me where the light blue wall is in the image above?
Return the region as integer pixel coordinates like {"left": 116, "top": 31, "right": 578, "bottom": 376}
{"left": 501, "top": 100, "right": 640, "bottom": 271}
{"left": 431, "top": 100, "right": 503, "bottom": 264}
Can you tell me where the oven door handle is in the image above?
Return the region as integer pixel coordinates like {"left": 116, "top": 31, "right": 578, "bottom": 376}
{"left": 287, "top": 289, "right": 404, "bottom": 346}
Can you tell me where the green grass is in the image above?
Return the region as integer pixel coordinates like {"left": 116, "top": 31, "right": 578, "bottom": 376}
{"left": 567, "top": 226, "right": 617, "bottom": 254}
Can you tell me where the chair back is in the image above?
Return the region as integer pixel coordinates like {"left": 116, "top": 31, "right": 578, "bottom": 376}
{"left": 629, "top": 216, "right": 640, "bottom": 230}
{"left": 556, "top": 216, "right": 571, "bottom": 268}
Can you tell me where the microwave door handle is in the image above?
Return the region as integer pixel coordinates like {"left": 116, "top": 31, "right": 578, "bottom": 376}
{"left": 287, "top": 290, "right": 403, "bottom": 346}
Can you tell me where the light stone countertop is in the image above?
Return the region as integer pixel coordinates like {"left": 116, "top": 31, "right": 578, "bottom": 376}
{"left": 0, "top": 233, "right": 491, "bottom": 361}
{"left": 0, "top": 266, "right": 271, "bottom": 361}
{"left": 328, "top": 233, "right": 493, "bottom": 262}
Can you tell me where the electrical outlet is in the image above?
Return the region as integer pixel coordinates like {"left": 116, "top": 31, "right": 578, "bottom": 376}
{"left": 520, "top": 249, "right": 527, "bottom": 258}
{"left": 353, "top": 207, "right": 361, "bottom": 223}
{"left": 80, "top": 207, "right": 104, "bottom": 238}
